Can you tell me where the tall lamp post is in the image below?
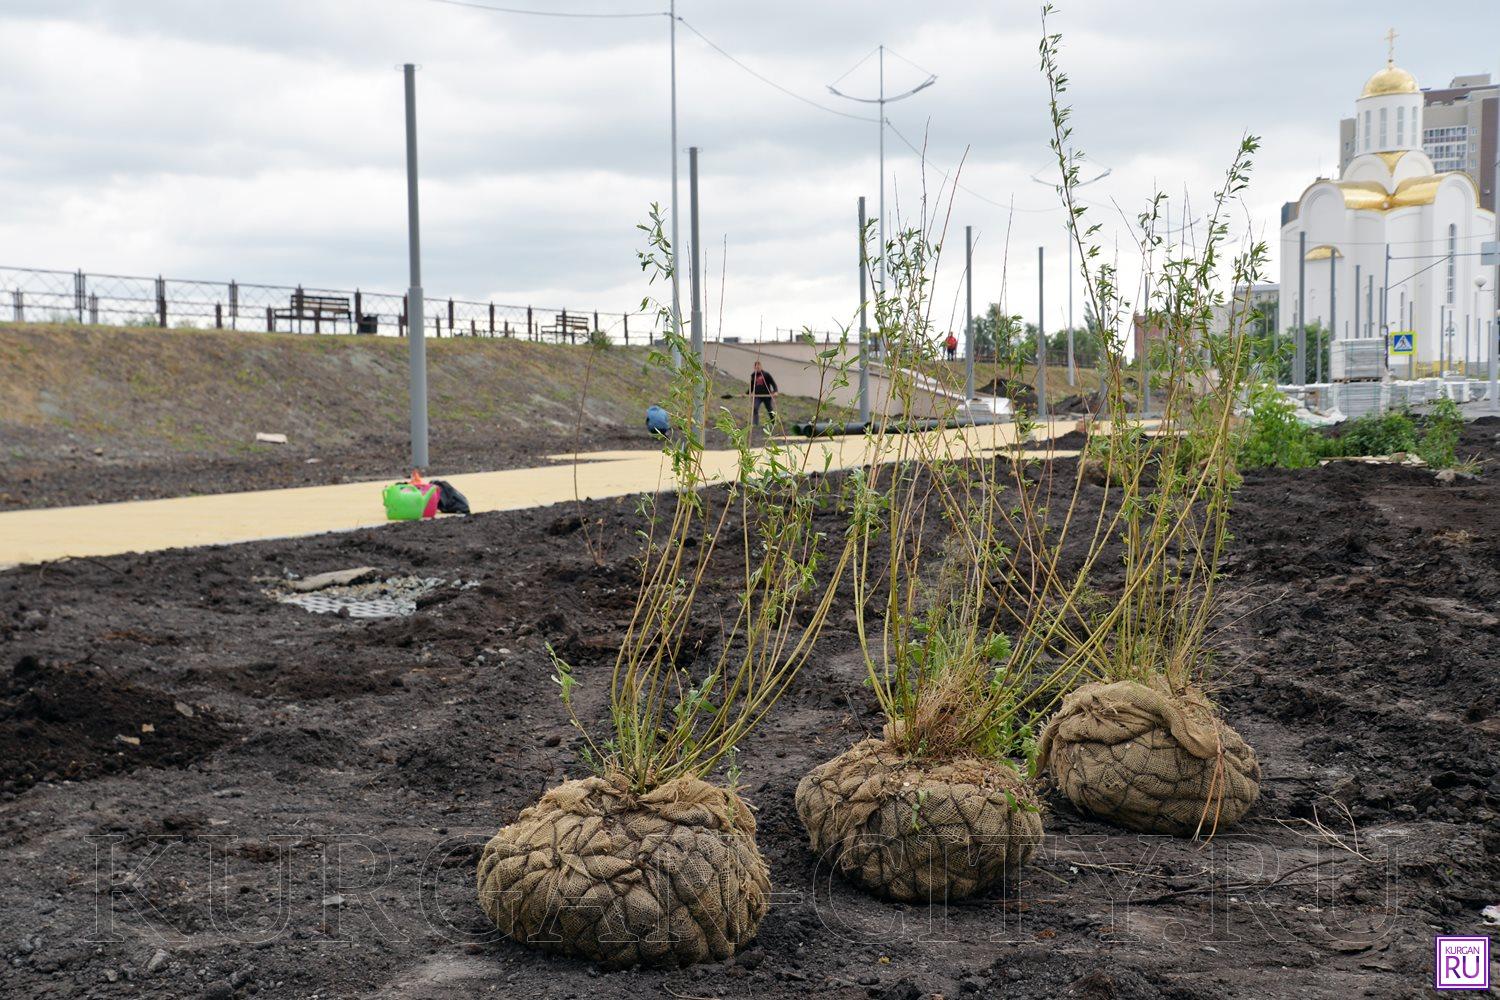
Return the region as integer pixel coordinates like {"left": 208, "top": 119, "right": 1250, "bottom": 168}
{"left": 1445, "top": 306, "right": 1455, "bottom": 373}
{"left": 1031, "top": 165, "right": 1111, "bottom": 385}
{"left": 688, "top": 146, "right": 705, "bottom": 432}
{"left": 1493, "top": 138, "right": 1500, "bottom": 403}
{"left": 828, "top": 46, "right": 935, "bottom": 293}
{"left": 402, "top": 63, "right": 427, "bottom": 471}
{"left": 1478, "top": 275, "right": 1492, "bottom": 409}
{"left": 1308, "top": 288, "right": 1319, "bottom": 384}
{"left": 668, "top": 0, "right": 682, "bottom": 358}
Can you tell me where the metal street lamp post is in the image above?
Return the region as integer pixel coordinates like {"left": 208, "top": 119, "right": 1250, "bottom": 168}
{"left": 828, "top": 46, "right": 935, "bottom": 294}
{"left": 1478, "top": 275, "right": 1493, "bottom": 410}
{"left": 402, "top": 63, "right": 427, "bottom": 471}
{"left": 668, "top": 1, "right": 682, "bottom": 359}
{"left": 1030, "top": 166, "right": 1110, "bottom": 385}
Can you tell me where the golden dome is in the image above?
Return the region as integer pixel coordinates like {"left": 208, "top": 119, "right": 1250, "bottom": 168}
{"left": 1389, "top": 175, "right": 1442, "bottom": 208}
{"left": 1361, "top": 62, "right": 1418, "bottom": 98}
{"left": 1332, "top": 174, "right": 1477, "bottom": 212}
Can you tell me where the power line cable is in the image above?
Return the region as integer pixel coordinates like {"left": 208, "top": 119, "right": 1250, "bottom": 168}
{"left": 1284, "top": 231, "right": 1494, "bottom": 248}
{"left": 1391, "top": 249, "right": 1492, "bottom": 259}
{"left": 418, "top": 2, "right": 876, "bottom": 123}
{"left": 422, "top": 0, "right": 1493, "bottom": 259}
{"left": 421, "top": 0, "right": 665, "bottom": 18}
{"left": 830, "top": 45, "right": 881, "bottom": 88}
{"left": 881, "top": 46, "right": 937, "bottom": 80}
{"left": 676, "top": 17, "right": 878, "bottom": 123}
{"left": 883, "top": 118, "right": 1066, "bottom": 214}
{"left": 1389, "top": 254, "right": 1457, "bottom": 286}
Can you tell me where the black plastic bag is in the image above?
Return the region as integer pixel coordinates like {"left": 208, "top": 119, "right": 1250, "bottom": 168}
{"left": 430, "top": 479, "right": 471, "bottom": 515}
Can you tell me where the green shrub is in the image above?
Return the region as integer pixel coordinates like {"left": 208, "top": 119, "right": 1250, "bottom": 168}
{"left": 1237, "top": 381, "right": 1321, "bottom": 469}
{"left": 1329, "top": 400, "right": 1462, "bottom": 467}
{"left": 1238, "top": 388, "right": 1468, "bottom": 470}
{"left": 1416, "top": 397, "right": 1462, "bottom": 468}
{"left": 1333, "top": 409, "right": 1417, "bottom": 458}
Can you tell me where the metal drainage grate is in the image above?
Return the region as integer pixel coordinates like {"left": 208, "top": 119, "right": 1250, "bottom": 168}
{"left": 270, "top": 576, "right": 444, "bottom": 619}
{"left": 280, "top": 592, "right": 417, "bottom": 618}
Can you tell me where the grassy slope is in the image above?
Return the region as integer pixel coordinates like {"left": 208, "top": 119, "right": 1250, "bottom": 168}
{"left": 0, "top": 324, "right": 837, "bottom": 461}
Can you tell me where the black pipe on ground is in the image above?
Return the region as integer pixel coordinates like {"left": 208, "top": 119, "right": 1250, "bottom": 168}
{"left": 790, "top": 413, "right": 1010, "bottom": 438}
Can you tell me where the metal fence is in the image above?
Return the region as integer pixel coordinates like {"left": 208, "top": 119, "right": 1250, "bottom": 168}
{"left": 0, "top": 265, "right": 661, "bottom": 345}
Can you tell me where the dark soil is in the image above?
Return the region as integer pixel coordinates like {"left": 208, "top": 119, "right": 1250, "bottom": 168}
{"left": 0, "top": 656, "right": 233, "bottom": 795}
{"left": 0, "top": 425, "right": 1497, "bottom": 998}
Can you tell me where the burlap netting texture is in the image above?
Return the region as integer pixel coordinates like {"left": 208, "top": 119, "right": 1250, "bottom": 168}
{"left": 794, "top": 738, "right": 1044, "bottom": 902}
{"left": 1037, "top": 679, "right": 1260, "bottom": 836}
{"left": 476, "top": 773, "right": 769, "bottom": 968}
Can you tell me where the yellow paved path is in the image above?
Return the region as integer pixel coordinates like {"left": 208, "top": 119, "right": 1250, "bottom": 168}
{"left": 0, "top": 421, "right": 1083, "bottom": 567}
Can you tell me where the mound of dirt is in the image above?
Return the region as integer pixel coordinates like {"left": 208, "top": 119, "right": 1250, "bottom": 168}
{"left": 0, "top": 655, "right": 232, "bottom": 793}
{"left": 977, "top": 376, "right": 1037, "bottom": 410}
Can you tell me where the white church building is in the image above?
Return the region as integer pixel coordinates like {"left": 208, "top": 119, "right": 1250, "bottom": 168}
{"left": 1281, "top": 50, "right": 1496, "bottom": 368}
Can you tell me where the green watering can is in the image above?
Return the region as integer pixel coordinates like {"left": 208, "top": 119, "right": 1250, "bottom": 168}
{"left": 382, "top": 481, "right": 440, "bottom": 521}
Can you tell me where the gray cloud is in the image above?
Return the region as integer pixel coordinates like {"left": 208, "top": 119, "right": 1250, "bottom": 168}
{"left": 1, "top": 0, "right": 1496, "bottom": 337}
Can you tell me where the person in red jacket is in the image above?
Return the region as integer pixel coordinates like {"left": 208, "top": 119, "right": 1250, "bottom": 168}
{"left": 944, "top": 332, "right": 958, "bottom": 360}
{"left": 748, "top": 361, "right": 779, "bottom": 427}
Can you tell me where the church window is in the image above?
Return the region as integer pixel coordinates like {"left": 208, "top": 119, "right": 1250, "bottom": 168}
{"left": 1363, "top": 111, "right": 1371, "bottom": 151}
{"left": 1379, "top": 108, "right": 1387, "bottom": 148}
{"left": 1396, "top": 105, "right": 1405, "bottom": 146}
{"left": 1446, "top": 225, "right": 1457, "bottom": 304}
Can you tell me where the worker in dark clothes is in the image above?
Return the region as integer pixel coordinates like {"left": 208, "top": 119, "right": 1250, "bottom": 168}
{"left": 748, "top": 361, "right": 779, "bottom": 427}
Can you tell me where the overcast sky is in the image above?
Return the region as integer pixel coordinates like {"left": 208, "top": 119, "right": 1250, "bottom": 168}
{"left": 1, "top": 0, "right": 1497, "bottom": 339}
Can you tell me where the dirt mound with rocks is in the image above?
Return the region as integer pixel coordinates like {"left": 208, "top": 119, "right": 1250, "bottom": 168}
{"left": 0, "top": 654, "right": 232, "bottom": 793}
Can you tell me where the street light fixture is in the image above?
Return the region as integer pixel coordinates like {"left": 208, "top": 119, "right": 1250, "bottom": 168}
{"left": 828, "top": 46, "right": 936, "bottom": 295}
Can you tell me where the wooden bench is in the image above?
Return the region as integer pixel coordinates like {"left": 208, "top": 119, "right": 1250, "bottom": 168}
{"left": 542, "top": 311, "right": 591, "bottom": 343}
{"left": 273, "top": 290, "right": 352, "bottom": 333}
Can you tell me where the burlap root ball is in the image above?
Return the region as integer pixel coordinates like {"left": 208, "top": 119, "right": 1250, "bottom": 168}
{"left": 1037, "top": 679, "right": 1260, "bottom": 836}
{"left": 1079, "top": 454, "right": 1111, "bottom": 487}
{"left": 795, "top": 739, "right": 1044, "bottom": 902}
{"left": 476, "top": 773, "right": 769, "bottom": 968}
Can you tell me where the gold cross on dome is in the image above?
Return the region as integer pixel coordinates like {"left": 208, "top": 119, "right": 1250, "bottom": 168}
{"left": 1385, "top": 27, "right": 1397, "bottom": 65}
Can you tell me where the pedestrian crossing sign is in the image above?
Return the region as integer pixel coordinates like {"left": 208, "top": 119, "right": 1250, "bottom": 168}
{"left": 1389, "top": 331, "right": 1415, "bottom": 356}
